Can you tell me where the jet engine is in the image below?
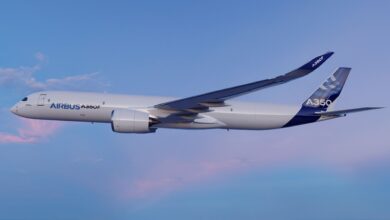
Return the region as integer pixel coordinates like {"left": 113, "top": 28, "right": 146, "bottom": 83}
{"left": 111, "top": 109, "right": 157, "bottom": 133}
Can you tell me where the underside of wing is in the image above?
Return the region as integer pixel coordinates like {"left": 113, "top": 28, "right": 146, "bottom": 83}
{"left": 154, "top": 51, "right": 334, "bottom": 123}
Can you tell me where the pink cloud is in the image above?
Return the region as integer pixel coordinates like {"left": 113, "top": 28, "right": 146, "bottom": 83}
{"left": 125, "top": 158, "right": 248, "bottom": 198}
{"left": 115, "top": 125, "right": 390, "bottom": 200}
{"left": 0, "top": 119, "right": 62, "bottom": 144}
{"left": 0, "top": 133, "right": 34, "bottom": 143}
{"left": 120, "top": 144, "right": 297, "bottom": 199}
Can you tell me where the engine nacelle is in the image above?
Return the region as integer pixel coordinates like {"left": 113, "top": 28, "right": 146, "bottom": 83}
{"left": 111, "top": 109, "right": 156, "bottom": 133}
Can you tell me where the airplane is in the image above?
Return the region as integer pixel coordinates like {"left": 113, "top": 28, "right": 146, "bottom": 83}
{"left": 10, "top": 52, "right": 382, "bottom": 133}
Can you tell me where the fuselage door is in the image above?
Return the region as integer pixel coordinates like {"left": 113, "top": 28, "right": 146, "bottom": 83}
{"left": 37, "top": 94, "right": 47, "bottom": 106}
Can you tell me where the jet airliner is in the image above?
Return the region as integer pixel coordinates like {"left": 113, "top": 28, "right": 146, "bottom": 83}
{"left": 10, "top": 52, "right": 381, "bottom": 133}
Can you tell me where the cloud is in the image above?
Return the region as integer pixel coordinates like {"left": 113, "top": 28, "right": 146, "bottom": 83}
{"left": 34, "top": 52, "right": 46, "bottom": 62}
{"left": 0, "top": 52, "right": 109, "bottom": 144}
{"left": 0, "top": 52, "right": 109, "bottom": 92}
{"left": 0, "top": 119, "right": 62, "bottom": 144}
{"left": 124, "top": 157, "right": 251, "bottom": 198}
{"left": 0, "top": 133, "right": 34, "bottom": 143}
{"left": 43, "top": 72, "right": 108, "bottom": 90}
{"left": 0, "top": 66, "right": 108, "bottom": 91}
{"left": 114, "top": 133, "right": 292, "bottom": 199}
{"left": 114, "top": 125, "right": 390, "bottom": 200}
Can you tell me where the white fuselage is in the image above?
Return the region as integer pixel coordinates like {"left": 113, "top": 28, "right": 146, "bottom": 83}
{"left": 11, "top": 91, "right": 306, "bottom": 131}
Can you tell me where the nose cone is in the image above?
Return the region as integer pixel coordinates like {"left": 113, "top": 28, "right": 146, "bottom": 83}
{"left": 10, "top": 104, "right": 18, "bottom": 115}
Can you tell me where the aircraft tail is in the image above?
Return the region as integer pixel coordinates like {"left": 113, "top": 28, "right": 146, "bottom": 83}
{"left": 284, "top": 67, "right": 383, "bottom": 127}
{"left": 284, "top": 67, "right": 351, "bottom": 127}
{"left": 303, "top": 67, "right": 350, "bottom": 111}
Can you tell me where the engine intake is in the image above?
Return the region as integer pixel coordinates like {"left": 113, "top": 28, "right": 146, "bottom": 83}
{"left": 111, "top": 109, "right": 156, "bottom": 133}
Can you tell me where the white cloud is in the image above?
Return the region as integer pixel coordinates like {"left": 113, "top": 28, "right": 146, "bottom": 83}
{"left": 34, "top": 52, "right": 46, "bottom": 62}
{"left": 0, "top": 53, "right": 109, "bottom": 92}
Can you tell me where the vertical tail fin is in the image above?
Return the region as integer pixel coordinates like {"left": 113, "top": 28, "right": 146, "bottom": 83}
{"left": 283, "top": 67, "right": 351, "bottom": 127}
{"left": 303, "top": 67, "right": 351, "bottom": 111}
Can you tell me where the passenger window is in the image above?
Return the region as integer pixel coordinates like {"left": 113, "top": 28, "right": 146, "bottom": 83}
{"left": 21, "top": 97, "right": 28, "bottom": 101}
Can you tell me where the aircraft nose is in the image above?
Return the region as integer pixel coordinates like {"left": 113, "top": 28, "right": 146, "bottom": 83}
{"left": 10, "top": 104, "right": 18, "bottom": 115}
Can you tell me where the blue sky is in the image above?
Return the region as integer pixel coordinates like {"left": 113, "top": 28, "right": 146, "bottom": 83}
{"left": 0, "top": 1, "right": 389, "bottom": 219}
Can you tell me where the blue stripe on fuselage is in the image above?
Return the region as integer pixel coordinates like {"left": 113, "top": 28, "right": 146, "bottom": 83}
{"left": 283, "top": 106, "right": 321, "bottom": 127}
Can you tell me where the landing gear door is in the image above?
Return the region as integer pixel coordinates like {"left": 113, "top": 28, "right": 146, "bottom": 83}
{"left": 37, "top": 94, "right": 46, "bottom": 106}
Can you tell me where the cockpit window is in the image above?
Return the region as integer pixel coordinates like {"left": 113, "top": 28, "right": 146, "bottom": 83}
{"left": 21, "top": 97, "right": 28, "bottom": 101}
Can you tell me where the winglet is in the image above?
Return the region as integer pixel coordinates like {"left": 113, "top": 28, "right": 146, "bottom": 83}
{"left": 299, "top": 51, "right": 334, "bottom": 71}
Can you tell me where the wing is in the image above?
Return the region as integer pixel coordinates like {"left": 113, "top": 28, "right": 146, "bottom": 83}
{"left": 155, "top": 51, "right": 334, "bottom": 122}
{"left": 315, "top": 107, "right": 384, "bottom": 117}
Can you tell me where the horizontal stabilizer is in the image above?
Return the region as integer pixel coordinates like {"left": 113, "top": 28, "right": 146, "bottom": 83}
{"left": 315, "top": 107, "right": 384, "bottom": 116}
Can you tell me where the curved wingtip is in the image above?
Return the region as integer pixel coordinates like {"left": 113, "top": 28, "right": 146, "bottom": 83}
{"left": 299, "top": 51, "right": 334, "bottom": 71}
{"left": 325, "top": 51, "right": 335, "bottom": 55}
